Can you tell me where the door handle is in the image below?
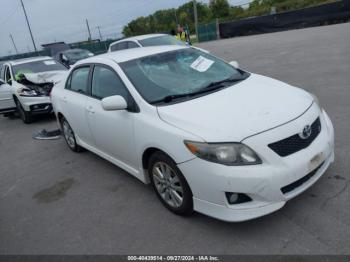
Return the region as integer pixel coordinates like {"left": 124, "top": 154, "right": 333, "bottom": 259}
{"left": 61, "top": 97, "right": 67, "bottom": 103}
{"left": 86, "top": 106, "right": 95, "bottom": 114}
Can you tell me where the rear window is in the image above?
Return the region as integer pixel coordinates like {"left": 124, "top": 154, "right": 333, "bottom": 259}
{"left": 110, "top": 42, "right": 128, "bottom": 51}
{"left": 139, "top": 35, "right": 186, "bottom": 47}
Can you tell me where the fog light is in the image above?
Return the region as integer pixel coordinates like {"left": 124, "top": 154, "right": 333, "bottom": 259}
{"left": 225, "top": 192, "right": 252, "bottom": 204}
{"left": 228, "top": 193, "right": 239, "bottom": 203}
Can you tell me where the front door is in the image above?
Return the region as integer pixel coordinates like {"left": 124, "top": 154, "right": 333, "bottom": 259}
{"left": 0, "top": 80, "right": 15, "bottom": 111}
{"left": 85, "top": 65, "right": 137, "bottom": 170}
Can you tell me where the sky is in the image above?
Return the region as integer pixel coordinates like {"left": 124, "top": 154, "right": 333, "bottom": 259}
{"left": 0, "top": 0, "right": 250, "bottom": 56}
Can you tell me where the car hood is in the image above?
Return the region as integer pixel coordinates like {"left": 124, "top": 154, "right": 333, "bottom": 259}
{"left": 157, "top": 73, "right": 313, "bottom": 142}
{"left": 21, "top": 70, "right": 68, "bottom": 85}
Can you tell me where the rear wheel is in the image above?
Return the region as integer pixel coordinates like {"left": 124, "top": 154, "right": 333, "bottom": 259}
{"left": 149, "top": 152, "right": 193, "bottom": 216}
{"left": 15, "top": 99, "right": 33, "bottom": 124}
{"left": 60, "top": 117, "right": 83, "bottom": 152}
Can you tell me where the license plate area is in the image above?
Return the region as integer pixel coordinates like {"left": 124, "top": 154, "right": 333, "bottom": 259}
{"left": 309, "top": 152, "right": 324, "bottom": 172}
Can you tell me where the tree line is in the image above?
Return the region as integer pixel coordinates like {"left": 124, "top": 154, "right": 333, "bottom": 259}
{"left": 122, "top": 0, "right": 336, "bottom": 37}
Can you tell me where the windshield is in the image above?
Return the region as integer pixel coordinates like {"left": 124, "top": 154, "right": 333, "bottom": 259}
{"left": 64, "top": 49, "right": 93, "bottom": 60}
{"left": 120, "top": 48, "right": 248, "bottom": 104}
{"left": 139, "top": 35, "right": 186, "bottom": 47}
{"left": 12, "top": 59, "right": 67, "bottom": 79}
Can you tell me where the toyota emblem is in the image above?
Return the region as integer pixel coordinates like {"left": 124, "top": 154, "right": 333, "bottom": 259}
{"left": 299, "top": 125, "right": 312, "bottom": 139}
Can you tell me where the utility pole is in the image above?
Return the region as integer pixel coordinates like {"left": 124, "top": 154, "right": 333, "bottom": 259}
{"left": 86, "top": 19, "right": 92, "bottom": 41}
{"left": 9, "top": 34, "right": 18, "bottom": 54}
{"left": 193, "top": 0, "right": 199, "bottom": 42}
{"left": 174, "top": 9, "right": 179, "bottom": 26}
{"left": 20, "top": 0, "right": 37, "bottom": 52}
{"left": 97, "top": 26, "right": 103, "bottom": 41}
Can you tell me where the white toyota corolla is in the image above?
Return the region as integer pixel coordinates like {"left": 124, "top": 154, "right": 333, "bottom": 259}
{"left": 51, "top": 46, "right": 334, "bottom": 222}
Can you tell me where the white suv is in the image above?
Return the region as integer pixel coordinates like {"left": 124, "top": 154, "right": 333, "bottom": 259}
{"left": 0, "top": 57, "right": 68, "bottom": 123}
{"left": 108, "top": 33, "right": 208, "bottom": 54}
{"left": 52, "top": 46, "right": 334, "bottom": 222}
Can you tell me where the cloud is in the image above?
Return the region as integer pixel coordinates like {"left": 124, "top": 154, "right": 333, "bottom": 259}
{"left": 0, "top": 0, "right": 249, "bottom": 56}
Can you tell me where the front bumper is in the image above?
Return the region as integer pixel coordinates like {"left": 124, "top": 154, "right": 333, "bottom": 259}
{"left": 178, "top": 105, "right": 334, "bottom": 222}
{"left": 18, "top": 95, "right": 52, "bottom": 114}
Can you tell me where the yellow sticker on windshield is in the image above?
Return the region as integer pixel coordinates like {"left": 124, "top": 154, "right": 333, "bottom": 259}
{"left": 190, "top": 56, "right": 214, "bottom": 72}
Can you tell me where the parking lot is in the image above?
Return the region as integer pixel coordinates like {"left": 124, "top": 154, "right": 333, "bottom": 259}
{"left": 1, "top": 22, "right": 350, "bottom": 254}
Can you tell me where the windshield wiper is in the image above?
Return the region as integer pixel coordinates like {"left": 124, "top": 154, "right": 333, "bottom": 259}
{"left": 200, "top": 76, "right": 246, "bottom": 91}
{"left": 151, "top": 93, "right": 192, "bottom": 104}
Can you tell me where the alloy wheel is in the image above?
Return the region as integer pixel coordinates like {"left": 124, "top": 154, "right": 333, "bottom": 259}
{"left": 62, "top": 120, "right": 76, "bottom": 149}
{"left": 152, "top": 162, "right": 184, "bottom": 208}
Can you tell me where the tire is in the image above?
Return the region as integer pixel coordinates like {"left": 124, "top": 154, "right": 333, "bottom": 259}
{"left": 148, "top": 152, "right": 193, "bottom": 216}
{"left": 60, "top": 117, "right": 83, "bottom": 153}
{"left": 15, "top": 99, "right": 33, "bottom": 124}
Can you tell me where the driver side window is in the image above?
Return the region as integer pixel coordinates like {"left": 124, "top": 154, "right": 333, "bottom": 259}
{"left": 91, "top": 66, "right": 128, "bottom": 100}
{"left": 0, "top": 65, "right": 5, "bottom": 80}
{"left": 5, "top": 66, "right": 12, "bottom": 85}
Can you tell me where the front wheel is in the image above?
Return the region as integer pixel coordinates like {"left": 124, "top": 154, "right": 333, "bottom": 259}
{"left": 149, "top": 152, "right": 193, "bottom": 216}
{"left": 15, "top": 99, "right": 33, "bottom": 124}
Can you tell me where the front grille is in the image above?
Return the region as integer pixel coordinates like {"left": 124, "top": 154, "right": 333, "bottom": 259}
{"left": 268, "top": 117, "right": 321, "bottom": 157}
{"left": 281, "top": 161, "right": 324, "bottom": 194}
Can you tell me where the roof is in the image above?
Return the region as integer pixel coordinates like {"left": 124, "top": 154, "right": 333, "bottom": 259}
{"left": 7, "top": 56, "right": 53, "bottom": 66}
{"left": 128, "top": 33, "right": 167, "bottom": 41}
{"left": 76, "top": 45, "right": 187, "bottom": 65}
{"left": 110, "top": 34, "right": 167, "bottom": 46}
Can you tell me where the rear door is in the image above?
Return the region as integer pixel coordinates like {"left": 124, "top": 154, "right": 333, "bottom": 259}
{"left": 61, "top": 65, "right": 95, "bottom": 146}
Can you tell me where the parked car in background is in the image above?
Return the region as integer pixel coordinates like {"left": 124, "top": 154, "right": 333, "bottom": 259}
{"left": 55, "top": 48, "right": 94, "bottom": 67}
{"left": 0, "top": 78, "right": 16, "bottom": 116}
{"left": 0, "top": 56, "right": 68, "bottom": 123}
{"left": 51, "top": 46, "right": 334, "bottom": 222}
{"left": 108, "top": 33, "right": 208, "bottom": 53}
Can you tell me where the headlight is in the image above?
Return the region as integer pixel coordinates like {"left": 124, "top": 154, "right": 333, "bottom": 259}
{"left": 18, "top": 88, "right": 38, "bottom": 97}
{"left": 184, "top": 141, "right": 262, "bottom": 166}
{"left": 311, "top": 93, "right": 322, "bottom": 109}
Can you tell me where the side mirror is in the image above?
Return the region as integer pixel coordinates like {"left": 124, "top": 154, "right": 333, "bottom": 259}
{"left": 61, "top": 55, "right": 69, "bottom": 65}
{"left": 101, "top": 95, "right": 127, "bottom": 111}
{"left": 229, "top": 61, "right": 239, "bottom": 68}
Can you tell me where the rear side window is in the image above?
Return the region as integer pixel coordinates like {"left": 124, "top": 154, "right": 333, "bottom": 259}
{"left": 127, "top": 42, "right": 139, "bottom": 49}
{"left": 91, "top": 66, "right": 128, "bottom": 100}
{"left": 5, "top": 66, "right": 12, "bottom": 84}
{"left": 110, "top": 42, "right": 128, "bottom": 51}
{"left": 66, "top": 67, "right": 90, "bottom": 94}
{"left": 139, "top": 35, "right": 185, "bottom": 47}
